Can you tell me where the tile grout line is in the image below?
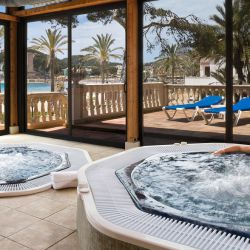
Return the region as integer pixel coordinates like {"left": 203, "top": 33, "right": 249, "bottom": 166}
{"left": 44, "top": 230, "right": 77, "bottom": 250}
{"left": 5, "top": 236, "right": 33, "bottom": 249}
{"left": 15, "top": 203, "right": 72, "bottom": 221}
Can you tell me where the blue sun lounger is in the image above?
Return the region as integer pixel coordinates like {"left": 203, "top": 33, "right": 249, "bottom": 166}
{"left": 162, "top": 95, "right": 223, "bottom": 121}
{"left": 201, "top": 97, "right": 250, "bottom": 125}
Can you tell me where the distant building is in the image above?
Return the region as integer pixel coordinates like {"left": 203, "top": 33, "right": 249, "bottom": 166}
{"left": 185, "top": 58, "right": 238, "bottom": 85}
{"left": 27, "top": 52, "right": 37, "bottom": 78}
{"left": 27, "top": 51, "right": 47, "bottom": 81}
{"left": 116, "top": 65, "right": 123, "bottom": 79}
{"left": 200, "top": 58, "right": 237, "bottom": 78}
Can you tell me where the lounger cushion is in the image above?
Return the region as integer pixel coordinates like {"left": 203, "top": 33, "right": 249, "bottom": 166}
{"left": 205, "top": 97, "right": 250, "bottom": 114}
{"left": 163, "top": 96, "right": 222, "bottom": 110}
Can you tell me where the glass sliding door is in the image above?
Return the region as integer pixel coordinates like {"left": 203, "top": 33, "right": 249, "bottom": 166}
{"left": 71, "top": 7, "right": 126, "bottom": 147}
{"left": 26, "top": 17, "right": 69, "bottom": 136}
{"left": 142, "top": 0, "right": 226, "bottom": 145}
{"left": 0, "top": 24, "right": 7, "bottom": 132}
{"left": 233, "top": 0, "right": 250, "bottom": 143}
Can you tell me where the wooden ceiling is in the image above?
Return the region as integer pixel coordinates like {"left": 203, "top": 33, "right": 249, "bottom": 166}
{"left": 0, "top": 0, "right": 68, "bottom": 7}
{"left": 0, "top": 0, "right": 125, "bottom": 21}
{"left": 13, "top": 0, "right": 124, "bottom": 17}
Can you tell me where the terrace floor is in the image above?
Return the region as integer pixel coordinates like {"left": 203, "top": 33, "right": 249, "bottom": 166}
{"left": 0, "top": 134, "right": 123, "bottom": 250}
{"left": 33, "top": 110, "right": 250, "bottom": 146}
{"left": 79, "top": 110, "right": 250, "bottom": 143}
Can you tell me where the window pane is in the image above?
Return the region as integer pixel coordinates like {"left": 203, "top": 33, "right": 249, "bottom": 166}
{"left": 143, "top": 0, "right": 226, "bottom": 145}
{"left": 0, "top": 25, "right": 4, "bottom": 131}
{"left": 27, "top": 18, "right": 69, "bottom": 136}
{"left": 233, "top": 0, "right": 250, "bottom": 143}
{"left": 71, "top": 8, "right": 126, "bottom": 147}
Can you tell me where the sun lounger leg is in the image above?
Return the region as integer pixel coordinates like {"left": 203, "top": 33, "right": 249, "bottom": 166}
{"left": 182, "top": 107, "right": 199, "bottom": 122}
{"left": 200, "top": 111, "right": 214, "bottom": 125}
{"left": 234, "top": 110, "right": 242, "bottom": 126}
{"left": 163, "top": 108, "right": 177, "bottom": 120}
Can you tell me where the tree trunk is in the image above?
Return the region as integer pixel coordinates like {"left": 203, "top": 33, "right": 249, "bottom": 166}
{"left": 234, "top": 44, "right": 245, "bottom": 85}
{"left": 51, "top": 54, "right": 55, "bottom": 92}
{"left": 101, "top": 61, "right": 105, "bottom": 84}
{"left": 172, "top": 63, "right": 175, "bottom": 84}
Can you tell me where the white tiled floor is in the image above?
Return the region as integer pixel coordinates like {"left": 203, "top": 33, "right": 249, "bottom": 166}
{"left": 0, "top": 134, "right": 124, "bottom": 250}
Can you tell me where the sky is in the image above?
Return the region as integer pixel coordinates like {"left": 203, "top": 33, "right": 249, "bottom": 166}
{"left": 27, "top": 0, "right": 224, "bottom": 63}
{"left": 143, "top": 0, "right": 224, "bottom": 62}
{"left": 27, "top": 15, "right": 125, "bottom": 62}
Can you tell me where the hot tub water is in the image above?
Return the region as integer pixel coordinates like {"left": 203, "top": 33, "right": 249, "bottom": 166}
{"left": 116, "top": 152, "right": 250, "bottom": 235}
{"left": 0, "top": 146, "right": 69, "bottom": 184}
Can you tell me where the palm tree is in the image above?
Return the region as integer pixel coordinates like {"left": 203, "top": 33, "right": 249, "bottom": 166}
{"left": 156, "top": 44, "right": 180, "bottom": 84}
{"left": 31, "top": 29, "right": 67, "bottom": 91}
{"left": 210, "top": 0, "right": 250, "bottom": 84}
{"left": 81, "top": 34, "right": 123, "bottom": 83}
{"left": 211, "top": 68, "right": 226, "bottom": 84}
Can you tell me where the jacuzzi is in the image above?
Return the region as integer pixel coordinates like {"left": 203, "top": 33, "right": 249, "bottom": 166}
{"left": 77, "top": 143, "right": 250, "bottom": 250}
{"left": 0, "top": 143, "right": 91, "bottom": 197}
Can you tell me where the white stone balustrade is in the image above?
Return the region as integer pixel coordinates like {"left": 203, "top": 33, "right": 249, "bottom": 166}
{"left": 72, "top": 83, "right": 126, "bottom": 124}
{"left": 4, "top": 83, "right": 248, "bottom": 129}
{"left": 27, "top": 92, "right": 67, "bottom": 129}
{"left": 164, "top": 84, "right": 250, "bottom": 106}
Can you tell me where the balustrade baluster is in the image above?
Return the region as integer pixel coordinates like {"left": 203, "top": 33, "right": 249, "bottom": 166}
{"left": 54, "top": 98, "right": 60, "bottom": 121}
{"left": 111, "top": 85, "right": 115, "bottom": 113}
{"left": 117, "top": 85, "right": 122, "bottom": 113}
{"left": 41, "top": 97, "right": 46, "bottom": 122}
{"left": 48, "top": 97, "right": 53, "bottom": 122}
{"left": 100, "top": 86, "right": 105, "bottom": 115}
{"left": 27, "top": 97, "right": 32, "bottom": 127}
{"left": 33, "top": 97, "right": 39, "bottom": 124}
{"left": 95, "top": 86, "right": 101, "bottom": 116}
{"left": 181, "top": 88, "right": 185, "bottom": 104}
{"left": 81, "top": 85, "right": 88, "bottom": 118}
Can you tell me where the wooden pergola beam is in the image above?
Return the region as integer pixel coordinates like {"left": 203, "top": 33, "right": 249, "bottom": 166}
{"left": 0, "top": 13, "right": 19, "bottom": 22}
{"left": 126, "top": 0, "right": 140, "bottom": 145}
{"left": 13, "top": 0, "right": 124, "bottom": 17}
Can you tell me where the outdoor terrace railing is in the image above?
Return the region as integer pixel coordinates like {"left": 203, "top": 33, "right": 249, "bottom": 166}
{"left": 72, "top": 83, "right": 126, "bottom": 123}
{"left": 24, "top": 83, "right": 250, "bottom": 128}
{"left": 143, "top": 83, "right": 250, "bottom": 109}
{"left": 27, "top": 92, "right": 67, "bottom": 129}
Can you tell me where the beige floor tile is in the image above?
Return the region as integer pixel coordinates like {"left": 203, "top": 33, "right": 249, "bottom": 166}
{"left": 0, "top": 209, "right": 40, "bottom": 237}
{"left": 0, "top": 194, "right": 40, "bottom": 209}
{"left": 17, "top": 197, "right": 68, "bottom": 219}
{"left": 38, "top": 188, "right": 77, "bottom": 205}
{"left": 9, "top": 220, "right": 73, "bottom": 250}
{"left": 46, "top": 206, "right": 76, "bottom": 230}
{"left": 0, "top": 238, "right": 30, "bottom": 250}
{"left": 75, "top": 144, "right": 115, "bottom": 154}
{"left": 0, "top": 205, "right": 11, "bottom": 213}
{"left": 90, "top": 150, "right": 121, "bottom": 160}
{"left": 48, "top": 232, "right": 80, "bottom": 250}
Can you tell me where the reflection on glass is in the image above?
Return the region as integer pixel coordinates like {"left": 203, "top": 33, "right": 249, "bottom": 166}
{"left": 0, "top": 25, "right": 5, "bottom": 131}
{"left": 143, "top": 0, "right": 225, "bottom": 145}
{"left": 27, "top": 19, "right": 68, "bottom": 135}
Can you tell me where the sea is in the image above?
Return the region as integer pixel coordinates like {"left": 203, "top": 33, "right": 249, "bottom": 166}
{"left": 0, "top": 82, "right": 67, "bottom": 93}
